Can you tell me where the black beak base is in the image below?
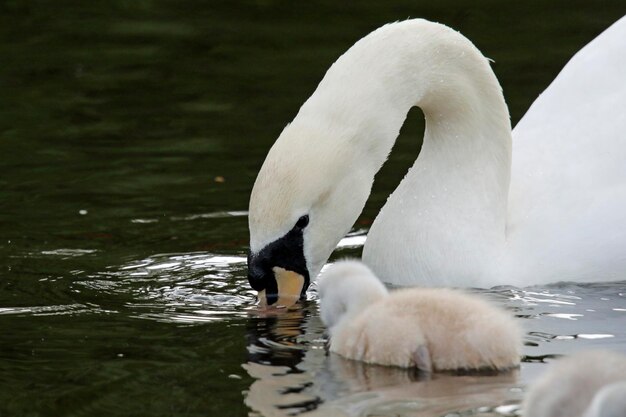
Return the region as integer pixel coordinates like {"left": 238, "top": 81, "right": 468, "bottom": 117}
{"left": 248, "top": 227, "right": 310, "bottom": 305}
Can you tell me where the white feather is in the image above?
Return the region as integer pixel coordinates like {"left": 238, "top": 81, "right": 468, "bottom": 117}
{"left": 249, "top": 17, "right": 626, "bottom": 287}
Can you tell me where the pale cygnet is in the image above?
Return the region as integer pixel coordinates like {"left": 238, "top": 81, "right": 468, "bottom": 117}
{"left": 584, "top": 381, "right": 626, "bottom": 417}
{"left": 317, "top": 260, "right": 522, "bottom": 372}
{"left": 523, "top": 350, "right": 626, "bottom": 417}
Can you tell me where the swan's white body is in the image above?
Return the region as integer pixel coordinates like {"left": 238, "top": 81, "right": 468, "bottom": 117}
{"left": 249, "top": 17, "right": 626, "bottom": 289}
{"left": 317, "top": 261, "right": 522, "bottom": 371}
{"left": 506, "top": 17, "right": 626, "bottom": 284}
{"left": 523, "top": 351, "right": 626, "bottom": 417}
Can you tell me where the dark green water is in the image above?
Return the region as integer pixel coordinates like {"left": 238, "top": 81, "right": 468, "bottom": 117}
{"left": 1, "top": 2, "right": 625, "bottom": 416}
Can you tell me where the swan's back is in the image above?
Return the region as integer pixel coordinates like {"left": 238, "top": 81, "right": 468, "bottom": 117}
{"left": 507, "top": 16, "right": 626, "bottom": 283}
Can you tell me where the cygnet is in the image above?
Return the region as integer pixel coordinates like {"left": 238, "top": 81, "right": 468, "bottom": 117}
{"left": 523, "top": 350, "right": 626, "bottom": 417}
{"left": 317, "top": 260, "right": 522, "bottom": 372}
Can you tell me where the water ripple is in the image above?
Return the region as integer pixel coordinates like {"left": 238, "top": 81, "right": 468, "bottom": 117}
{"left": 0, "top": 303, "right": 113, "bottom": 316}
{"left": 170, "top": 210, "right": 249, "bottom": 221}
{"left": 75, "top": 251, "right": 256, "bottom": 323}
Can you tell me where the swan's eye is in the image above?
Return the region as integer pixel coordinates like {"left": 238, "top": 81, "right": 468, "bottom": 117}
{"left": 295, "top": 215, "right": 309, "bottom": 229}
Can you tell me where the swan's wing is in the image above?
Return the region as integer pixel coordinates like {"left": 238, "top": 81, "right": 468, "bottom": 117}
{"left": 507, "top": 16, "right": 626, "bottom": 283}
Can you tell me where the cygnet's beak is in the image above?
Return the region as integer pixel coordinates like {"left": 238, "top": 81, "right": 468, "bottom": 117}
{"left": 257, "top": 267, "right": 305, "bottom": 308}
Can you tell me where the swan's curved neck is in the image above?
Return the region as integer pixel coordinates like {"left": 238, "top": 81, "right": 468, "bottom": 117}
{"left": 299, "top": 20, "right": 513, "bottom": 282}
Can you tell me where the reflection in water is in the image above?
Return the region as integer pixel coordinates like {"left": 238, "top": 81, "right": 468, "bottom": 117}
{"left": 242, "top": 303, "right": 523, "bottom": 417}
{"left": 241, "top": 275, "right": 626, "bottom": 416}
{"left": 7, "top": 240, "right": 625, "bottom": 416}
{"left": 244, "top": 305, "right": 325, "bottom": 416}
{"left": 311, "top": 361, "right": 521, "bottom": 417}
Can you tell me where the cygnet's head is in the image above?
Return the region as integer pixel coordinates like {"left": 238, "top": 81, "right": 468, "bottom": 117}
{"left": 317, "top": 260, "right": 388, "bottom": 333}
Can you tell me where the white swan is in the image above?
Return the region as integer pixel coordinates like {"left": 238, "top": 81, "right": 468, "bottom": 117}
{"left": 247, "top": 17, "right": 626, "bottom": 304}
{"left": 317, "top": 260, "right": 522, "bottom": 371}
{"left": 523, "top": 350, "right": 626, "bottom": 417}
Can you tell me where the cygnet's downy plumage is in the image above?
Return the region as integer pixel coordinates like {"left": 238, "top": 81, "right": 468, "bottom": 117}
{"left": 523, "top": 350, "right": 626, "bottom": 417}
{"left": 317, "top": 260, "right": 522, "bottom": 372}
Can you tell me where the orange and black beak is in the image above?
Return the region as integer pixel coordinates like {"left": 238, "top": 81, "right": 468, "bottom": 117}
{"left": 247, "top": 226, "right": 310, "bottom": 307}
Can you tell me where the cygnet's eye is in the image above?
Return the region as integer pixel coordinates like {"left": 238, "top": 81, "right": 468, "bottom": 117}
{"left": 295, "top": 215, "right": 309, "bottom": 229}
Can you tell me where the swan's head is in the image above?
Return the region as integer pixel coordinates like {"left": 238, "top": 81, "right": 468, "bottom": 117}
{"left": 248, "top": 120, "right": 375, "bottom": 306}
{"left": 317, "top": 260, "right": 388, "bottom": 333}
